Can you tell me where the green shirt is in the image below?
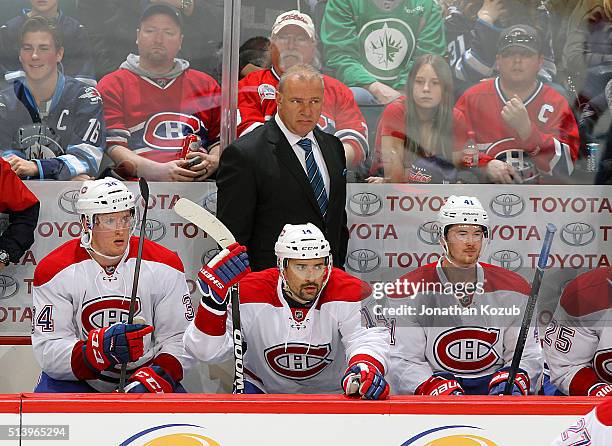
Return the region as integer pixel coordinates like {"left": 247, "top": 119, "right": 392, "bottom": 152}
{"left": 321, "top": 0, "right": 446, "bottom": 90}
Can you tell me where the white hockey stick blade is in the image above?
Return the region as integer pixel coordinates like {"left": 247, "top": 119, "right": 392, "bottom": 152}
{"left": 174, "top": 198, "right": 236, "bottom": 249}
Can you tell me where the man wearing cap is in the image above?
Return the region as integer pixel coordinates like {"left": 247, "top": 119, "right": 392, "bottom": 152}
{"left": 97, "top": 3, "right": 221, "bottom": 181}
{"left": 454, "top": 25, "right": 579, "bottom": 184}
{"left": 237, "top": 10, "right": 369, "bottom": 170}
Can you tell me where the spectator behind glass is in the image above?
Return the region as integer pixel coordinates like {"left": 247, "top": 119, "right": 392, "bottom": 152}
{"left": 0, "top": 0, "right": 95, "bottom": 85}
{"left": 445, "top": 0, "right": 557, "bottom": 99}
{"left": 454, "top": 25, "right": 579, "bottom": 184}
{"left": 96, "top": 4, "right": 221, "bottom": 182}
{"left": 237, "top": 10, "right": 369, "bottom": 170}
{"left": 368, "top": 54, "right": 457, "bottom": 184}
{"left": 239, "top": 36, "right": 270, "bottom": 79}
{"left": 321, "top": 0, "right": 446, "bottom": 105}
{"left": 0, "top": 16, "right": 104, "bottom": 181}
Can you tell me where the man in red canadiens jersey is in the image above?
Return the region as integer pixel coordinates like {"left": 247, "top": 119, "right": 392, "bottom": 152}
{"left": 184, "top": 223, "right": 390, "bottom": 397}
{"left": 454, "top": 25, "right": 579, "bottom": 184}
{"left": 31, "top": 178, "right": 193, "bottom": 393}
{"left": 544, "top": 267, "right": 612, "bottom": 397}
{"left": 385, "top": 195, "right": 543, "bottom": 395}
{"left": 236, "top": 10, "right": 369, "bottom": 170}
{"left": 97, "top": 4, "right": 220, "bottom": 181}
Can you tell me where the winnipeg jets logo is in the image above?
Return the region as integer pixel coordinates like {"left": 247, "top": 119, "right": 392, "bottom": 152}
{"left": 79, "top": 87, "right": 103, "bottom": 104}
{"left": 363, "top": 20, "right": 412, "bottom": 73}
{"left": 265, "top": 343, "right": 332, "bottom": 380}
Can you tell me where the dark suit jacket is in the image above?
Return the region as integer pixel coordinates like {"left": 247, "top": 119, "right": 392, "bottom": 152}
{"left": 216, "top": 119, "right": 349, "bottom": 271}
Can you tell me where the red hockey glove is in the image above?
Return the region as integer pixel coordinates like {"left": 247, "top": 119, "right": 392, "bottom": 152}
{"left": 588, "top": 383, "right": 612, "bottom": 397}
{"left": 125, "top": 365, "right": 176, "bottom": 393}
{"left": 84, "top": 323, "right": 153, "bottom": 371}
{"left": 416, "top": 373, "right": 464, "bottom": 396}
{"left": 342, "top": 362, "right": 390, "bottom": 400}
{"left": 488, "top": 367, "right": 530, "bottom": 395}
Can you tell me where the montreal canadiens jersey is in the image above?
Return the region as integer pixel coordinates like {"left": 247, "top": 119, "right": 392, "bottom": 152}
{"left": 551, "top": 399, "right": 612, "bottom": 446}
{"left": 236, "top": 67, "right": 369, "bottom": 166}
{"left": 0, "top": 75, "right": 104, "bottom": 180}
{"left": 97, "top": 66, "right": 220, "bottom": 163}
{"left": 454, "top": 78, "right": 579, "bottom": 182}
{"left": 32, "top": 237, "right": 194, "bottom": 392}
{"left": 543, "top": 267, "right": 612, "bottom": 396}
{"left": 184, "top": 268, "right": 389, "bottom": 394}
{"left": 386, "top": 259, "right": 542, "bottom": 395}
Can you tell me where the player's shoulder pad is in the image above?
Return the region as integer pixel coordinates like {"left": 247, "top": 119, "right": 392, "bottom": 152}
{"left": 596, "top": 397, "right": 612, "bottom": 427}
{"left": 34, "top": 239, "right": 89, "bottom": 286}
{"left": 388, "top": 262, "right": 439, "bottom": 299}
{"left": 127, "top": 236, "right": 184, "bottom": 273}
{"left": 239, "top": 268, "right": 283, "bottom": 306}
{"left": 318, "top": 268, "right": 372, "bottom": 305}
{"left": 480, "top": 262, "right": 531, "bottom": 296}
{"left": 560, "top": 267, "right": 611, "bottom": 317}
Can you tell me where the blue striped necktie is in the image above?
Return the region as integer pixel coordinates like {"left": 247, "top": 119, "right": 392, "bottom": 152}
{"left": 297, "top": 138, "right": 328, "bottom": 218}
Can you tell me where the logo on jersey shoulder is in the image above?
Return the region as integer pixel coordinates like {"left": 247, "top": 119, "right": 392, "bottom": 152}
{"left": 79, "top": 87, "right": 103, "bottom": 104}
{"left": 265, "top": 343, "right": 332, "bottom": 380}
{"left": 258, "top": 84, "right": 276, "bottom": 102}
{"left": 81, "top": 295, "right": 142, "bottom": 333}
{"left": 594, "top": 348, "right": 612, "bottom": 383}
{"left": 434, "top": 327, "right": 500, "bottom": 374}
{"left": 143, "top": 112, "right": 205, "bottom": 151}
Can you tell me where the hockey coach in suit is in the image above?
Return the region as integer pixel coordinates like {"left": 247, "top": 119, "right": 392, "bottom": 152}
{"left": 216, "top": 63, "right": 349, "bottom": 271}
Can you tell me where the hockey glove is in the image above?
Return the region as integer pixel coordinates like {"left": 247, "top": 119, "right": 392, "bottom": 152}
{"left": 197, "top": 242, "right": 250, "bottom": 312}
{"left": 125, "top": 365, "right": 176, "bottom": 393}
{"left": 84, "top": 323, "right": 153, "bottom": 371}
{"left": 342, "top": 362, "right": 390, "bottom": 400}
{"left": 588, "top": 383, "right": 612, "bottom": 397}
{"left": 415, "top": 372, "right": 464, "bottom": 396}
{"left": 488, "top": 367, "right": 530, "bottom": 396}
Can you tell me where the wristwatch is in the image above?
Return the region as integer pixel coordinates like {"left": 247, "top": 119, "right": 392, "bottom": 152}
{"left": 181, "top": 0, "right": 193, "bottom": 11}
{"left": 0, "top": 250, "right": 10, "bottom": 266}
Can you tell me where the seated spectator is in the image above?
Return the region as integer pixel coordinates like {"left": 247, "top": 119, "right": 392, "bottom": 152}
{"left": 0, "top": 0, "right": 95, "bottom": 85}
{"left": 237, "top": 10, "right": 368, "bottom": 169}
{"left": 368, "top": 54, "right": 457, "bottom": 183}
{"left": 445, "top": 0, "right": 557, "bottom": 99}
{"left": 0, "top": 17, "right": 104, "bottom": 181}
{"left": 239, "top": 36, "right": 270, "bottom": 79}
{"left": 454, "top": 25, "right": 579, "bottom": 184}
{"left": 321, "top": 0, "right": 446, "bottom": 105}
{"left": 97, "top": 3, "right": 221, "bottom": 182}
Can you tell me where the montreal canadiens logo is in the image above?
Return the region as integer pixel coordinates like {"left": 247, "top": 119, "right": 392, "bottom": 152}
{"left": 594, "top": 348, "right": 612, "bottom": 383}
{"left": 143, "top": 112, "right": 204, "bottom": 150}
{"left": 81, "top": 295, "right": 142, "bottom": 332}
{"left": 265, "top": 343, "right": 332, "bottom": 380}
{"left": 434, "top": 327, "right": 500, "bottom": 374}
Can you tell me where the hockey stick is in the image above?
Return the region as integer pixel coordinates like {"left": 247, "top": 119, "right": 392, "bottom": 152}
{"left": 174, "top": 197, "right": 245, "bottom": 394}
{"left": 504, "top": 223, "right": 557, "bottom": 395}
{"left": 118, "top": 177, "right": 150, "bottom": 392}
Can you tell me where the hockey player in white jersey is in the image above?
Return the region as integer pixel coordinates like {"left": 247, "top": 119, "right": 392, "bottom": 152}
{"left": 386, "top": 195, "right": 542, "bottom": 395}
{"left": 551, "top": 398, "right": 612, "bottom": 446}
{"left": 184, "top": 223, "right": 390, "bottom": 398}
{"left": 32, "top": 178, "right": 193, "bottom": 393}
{"left": 543, "top": 267, "right": 612, "bottom": 396}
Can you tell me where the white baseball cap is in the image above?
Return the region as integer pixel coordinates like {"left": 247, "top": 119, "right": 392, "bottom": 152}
{"left": 271, "top": 10, "right": 315, "bottom": 40}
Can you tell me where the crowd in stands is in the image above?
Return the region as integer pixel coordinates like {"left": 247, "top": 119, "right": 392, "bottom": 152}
{"left": 0, "top": 0, "right": 609, "bottom": 184}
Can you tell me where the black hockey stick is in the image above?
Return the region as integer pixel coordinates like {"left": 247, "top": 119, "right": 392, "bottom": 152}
{"left": 118, "top": 177, "right": 150, "bottom": 392}
{"left": 504, "top": 223, "right": 557, "bottom": 395}
{"left": 174, "top": 198, "right": 245, "bottom": 394}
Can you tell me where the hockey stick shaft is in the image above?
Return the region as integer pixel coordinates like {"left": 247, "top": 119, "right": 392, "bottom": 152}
{"left": 504, "top": 223, "right": 556, "bottom": 395}
{"left": 118, "top": 177, "right": 149, "bottom": 392}
{"left": 173, "top": 198, "right": 245, "bottom": 394}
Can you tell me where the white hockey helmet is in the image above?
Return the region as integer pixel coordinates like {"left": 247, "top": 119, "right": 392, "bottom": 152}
{"left": 438, "top": 195, "right": 490, "bottom": 239}
{"left": 76, "top": 178, "right": 135, "bottom": 250}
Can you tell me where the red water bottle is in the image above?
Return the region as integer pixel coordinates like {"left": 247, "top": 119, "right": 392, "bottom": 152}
{"left": 462, "top": 131, "right": 478, "bottom": 168}
{"left": 180, "top": 134, "right": 200, "bottom": 159}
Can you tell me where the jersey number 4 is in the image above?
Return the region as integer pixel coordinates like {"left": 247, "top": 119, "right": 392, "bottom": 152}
{"left": 35, "top": 305, "right": 55, "bottom": 333}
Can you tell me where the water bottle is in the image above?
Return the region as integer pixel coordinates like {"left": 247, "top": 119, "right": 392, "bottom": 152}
{"left": 463, "top": 131, "right": 478, "bottom": 168}
{"left": 586, "top": 143, "right": 599, "bottom": 173}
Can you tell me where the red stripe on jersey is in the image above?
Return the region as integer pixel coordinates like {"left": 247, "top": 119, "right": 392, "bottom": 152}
{"left": 569, "top": 367, "right": 600, "bottom": 396}
{"left": 239, "top": 269, "right": 284, "bottom": 306}
{"left": 560, "top": 267, "right": 612, "bottom": 317}
{"left": 153, "top": 352, "right": 184, "bottom": 382}
{"left": 391, "top": 263, "right": 440, "bottom": 299}
{"left": 317, "top": 268, "right": 372, "bottom": 307}
{"left": 33, "top": 239, "right": 90, "bottom": 287}
{"left": 71, "top": 340, "right": 98, "bottom": 380}
{"left": 480, "top": 263, "right": 531, "bottom": 295}
{"left": 126, "top": 237, "right": 185, "bottom": 273}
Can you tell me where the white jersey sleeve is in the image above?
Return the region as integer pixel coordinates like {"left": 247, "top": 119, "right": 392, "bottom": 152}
{"left": 551, "top": 399, "right": 612, "bottom": 446}
{"left": 183, "top": 299, "right": 235, "bottom": 364}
